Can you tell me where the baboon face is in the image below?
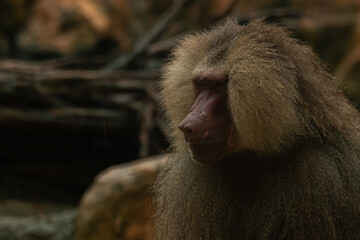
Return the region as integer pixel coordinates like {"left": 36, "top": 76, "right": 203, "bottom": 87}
{"left": 162, "top": 20, "right": 306, "bottom": 165}
{"left": 178, "top": 73, "right": 237, "bottom": 165}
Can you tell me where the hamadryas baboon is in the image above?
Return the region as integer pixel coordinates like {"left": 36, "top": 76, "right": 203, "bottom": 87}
{"left": 153, "top": 19, "right": 360, "bottom": 240}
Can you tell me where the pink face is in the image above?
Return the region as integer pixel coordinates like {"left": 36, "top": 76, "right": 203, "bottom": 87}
{"left": 178, "top": 73, "right": 235, "bottom": 166}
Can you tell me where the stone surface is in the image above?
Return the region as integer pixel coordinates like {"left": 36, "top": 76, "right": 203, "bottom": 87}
{"left": 0, "top": 209, "right": 77, "bottom": 240}
{"left": 74, "top": 154, "right": 167, "bottom": 240}
{"left": 14, "top": 0, "right": 241, "bottom": 56}
{"left": 17, "top": 0, "right": 116, "bottom": 55}
{"left": 0, "top": 154, "right": 166, "bottom": 240}
{"left": 16, "top": 0, "right": 171, "bottom": 55}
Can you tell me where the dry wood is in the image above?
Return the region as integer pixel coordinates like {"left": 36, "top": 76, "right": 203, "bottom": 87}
{"left": 0, "top": 59, "right": 159, "bottom": 82}
{"left": 236, "top": 7, "right": 301, "bottom": 24}
{"left": 102, "top": 0, "right": 192, "bottom": 72}
{"left": 0, "top": 59, "right": 161, "bottom": 129}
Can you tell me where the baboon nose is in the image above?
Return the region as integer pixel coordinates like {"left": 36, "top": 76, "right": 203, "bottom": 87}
{"left": 178, "top": 122, "right": 192, "bottom": 136}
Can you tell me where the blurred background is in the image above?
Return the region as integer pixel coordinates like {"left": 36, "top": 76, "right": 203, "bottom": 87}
{"left": 0, "top": 0, "right": 359, "bottom": 239}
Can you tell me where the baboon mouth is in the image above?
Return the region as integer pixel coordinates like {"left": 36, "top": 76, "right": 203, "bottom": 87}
{"left": 188, "top": 141, "right": 226, "bottom": 163}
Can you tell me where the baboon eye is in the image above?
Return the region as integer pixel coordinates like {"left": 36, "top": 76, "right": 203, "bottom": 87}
{"left": 193, "top": 79, "right": 207, "bottom": 90}
{"left": 198, "top": 82, "right": 207, "bottom": 89}
{"left": 213, "top": 81, "right": 223, "bottom": 88}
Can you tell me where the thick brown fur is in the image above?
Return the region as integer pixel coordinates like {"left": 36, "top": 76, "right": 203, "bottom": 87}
{"left": 153, "top": 19, "right": 360, "bottom": 240}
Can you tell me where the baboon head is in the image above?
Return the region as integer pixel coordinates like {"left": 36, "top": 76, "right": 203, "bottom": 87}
{"left": 160, "top": 19, "right": 359, "bottom": 165}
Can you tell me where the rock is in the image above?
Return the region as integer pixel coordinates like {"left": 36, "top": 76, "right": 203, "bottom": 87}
{"left": 0, "top": 154, "right": 166, "bottom": 240}
{"left": 0, "top": 209, "right": 77, "bottom": 240}
{"left": 0, "top": 200, "right": 74, "bottom": 217}
{"left": 74, "top": 154, "right": 167, "bottom": 240}
{"left": 17, "top": 0, "right": 113, "bottom": 55}
{"left": 16, "top": 0, "right": 171, "bottom": 56}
